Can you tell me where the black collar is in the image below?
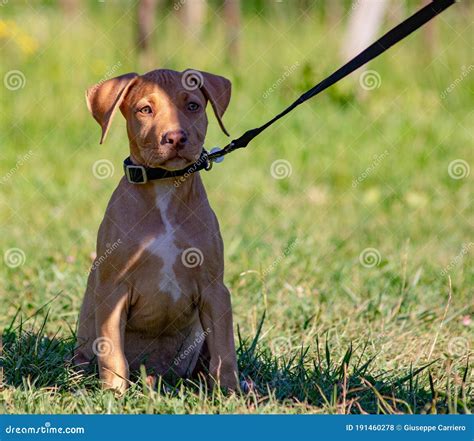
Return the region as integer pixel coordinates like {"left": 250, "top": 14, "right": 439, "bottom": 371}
{"left": 123, "top": 150, "right": 212, "bottom": 184}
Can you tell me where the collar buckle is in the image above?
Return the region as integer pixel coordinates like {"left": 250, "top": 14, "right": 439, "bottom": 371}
{"left": 124, "top": 164, "right": 148, "bottom": 184}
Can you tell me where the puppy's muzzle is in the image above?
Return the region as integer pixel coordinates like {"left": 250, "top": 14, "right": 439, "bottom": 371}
{"left": 161, "top": 129, "right": 188, "bottom": 151}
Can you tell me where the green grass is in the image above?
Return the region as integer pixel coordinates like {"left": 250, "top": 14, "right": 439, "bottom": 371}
{"left": 0, "top": 2, "right": 472, "bottom": 414}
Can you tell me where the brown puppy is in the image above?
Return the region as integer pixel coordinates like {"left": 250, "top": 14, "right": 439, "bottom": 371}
{"left": 74, "top": 69, "right": 238, "bottom": 392}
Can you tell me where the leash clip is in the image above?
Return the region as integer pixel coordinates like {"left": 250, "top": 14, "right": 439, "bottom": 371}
{"left": 204, "top": 158, "right": 213, "bottom": 171}
{"left": 201, "top": 149, "right": 213, "bottom": 171}
{"left": 208, "top": 147, "right": 225, "bottom": 164}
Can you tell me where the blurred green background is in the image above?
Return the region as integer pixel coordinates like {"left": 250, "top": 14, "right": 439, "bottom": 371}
{"left": 0, "top": 0, "right": 472, "bottom": 413}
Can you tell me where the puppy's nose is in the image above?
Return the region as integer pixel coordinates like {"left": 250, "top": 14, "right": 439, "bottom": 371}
{"left": 162, "top": 130, "right": 188, "bottom": 149}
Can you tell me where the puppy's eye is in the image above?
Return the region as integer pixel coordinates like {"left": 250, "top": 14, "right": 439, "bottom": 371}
{"left": 187, "top": 102, "right": 200, "bottom": 112}
{"left": 139, "top": 105, "right": 152, "bottom": 114}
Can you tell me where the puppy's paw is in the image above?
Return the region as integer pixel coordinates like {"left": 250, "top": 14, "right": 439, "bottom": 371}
{"left": 145, "top": 374, "right": 157, "bottom": 390}
{"left": 101, "top": 376, "right": 129, "bottom": 395}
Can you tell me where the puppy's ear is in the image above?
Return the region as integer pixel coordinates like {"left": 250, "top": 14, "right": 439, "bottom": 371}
{"left": 85, "top": 73, "right": 138, "bottom": 144}
{"left": 184, "top": 70, "right": 231, "bottom": 136}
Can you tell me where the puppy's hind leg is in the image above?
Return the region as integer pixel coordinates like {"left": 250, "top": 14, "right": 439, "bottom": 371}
{"left": 94, "top": 282, "right": 130, "bottom": 393}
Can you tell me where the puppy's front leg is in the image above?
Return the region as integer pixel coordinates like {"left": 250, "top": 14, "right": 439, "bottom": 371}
{"left": 199, "top": 284, "right": 238, "bottom": 390}
{"left": 94, "top": 283, "right": 129, "bottom": 393}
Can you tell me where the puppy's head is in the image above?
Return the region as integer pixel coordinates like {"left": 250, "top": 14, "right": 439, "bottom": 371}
{"left": 86, "top": 69, "right": 231, "bottom": 170}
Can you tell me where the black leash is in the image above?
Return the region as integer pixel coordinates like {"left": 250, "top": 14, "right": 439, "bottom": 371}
{"left": 207, "top": 0, "right": 455, "bottom": 162}
{"left": 124, "top": 0, "right": 455, "bottom": 184}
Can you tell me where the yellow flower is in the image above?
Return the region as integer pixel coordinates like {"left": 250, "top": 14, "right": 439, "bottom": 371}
{"left": 0, "top": 19, "right": 38, "bottom": 55}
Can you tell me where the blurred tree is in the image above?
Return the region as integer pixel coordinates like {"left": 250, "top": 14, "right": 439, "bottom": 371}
{"left": 326, "top": 0, "right": 343, "bottom": 25}
{"left": 181, "top": 0, "right": 207, "bottom": 38}
{"left": 136, "top": 0, "right": 160, "bottom": 69}
{"left": 224, "top": 0, "right": 241, "bottom": 65}
{"left": 342, "top": 0, "right": 388, "bottom": 99}
{"left": 58, "top": 0, "right": 79, "bottom": 17}
{"left": 421, "top": 0, "right": 437, "bottom": 55}
{"left": 342, "top": 0, "right": 388, "bottom": 62}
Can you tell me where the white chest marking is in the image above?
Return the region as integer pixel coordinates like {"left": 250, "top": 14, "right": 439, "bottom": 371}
{"left": 146, "top": 189, "right": 182, "bottom": 301}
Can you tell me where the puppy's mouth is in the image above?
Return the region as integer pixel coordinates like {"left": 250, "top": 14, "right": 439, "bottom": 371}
{"left": 161, "top": 153, "right": 194, "bottom": 170}
{"left": 138, "top": 146, "right": 200, "bottom": 170}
